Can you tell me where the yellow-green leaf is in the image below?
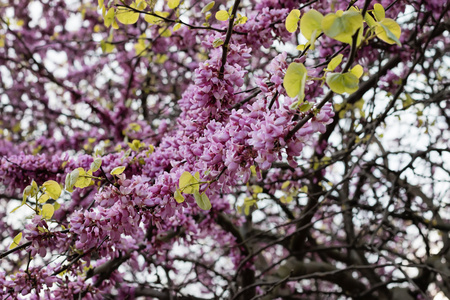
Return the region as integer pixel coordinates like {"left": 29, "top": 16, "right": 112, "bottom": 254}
{"left": 373, "top": 3, "right": 385, "bottom": 21}
{"left": 283, "top": 62, "right": 308, "bottom": 101}
{"left": 43, "top": 180, "right": 62, "bottom": 200}
{"left": 31, "top": 180, "right": 38, "bottom": 197}
{"left": 201, "top": 1, "right": 215, "bottom": 13}
{"left": 300, "top": 9, "right": 323, "bottom": 40}
{"left": 100, "top": 40, "right": 115, "bottom": 53}
{"left": 128, "top": 139, "right": 141, "bottom": 151}
{"left": 104, "top": 8, "right": 115, "bottom": 27}
{"left": 158, "top": 27, "right": 172, "bottom": 37}
{"left": 194, "top": 191, "right": 211, "bottom": 210}
{"left": 179, "top": 171, "right": 199, "bottom": 194}
{"left": 168, "top": 0, "right": 180, "bottom": 9}
{"left": 299, "top": 101, "right": 313, "bottom": 112}
{"left": 173, "top": 23, "right": 182, "bottom": 31}
{"left": 53, "top": 202, "right": 61, "bottom": 211}
{"left": 252, "top": 185, "right": 263, "bottom": 194}
{"left": 327, "top": 54, "right": 343, "bottom": 71}
{"left": 376, "top": 18, "right": 401, "bottom": 46}
{"left": 174, "top": 189, "right": 185, "bottom": 203}
{"left": 326, "top": 72, "right": 359, "bottom": 94}
{"left": 65, "top": 168, "right": 80, "bottom": 192}
{"left": 90, "top": 157, "right": 102, "bottom": 172}
{"left": 136, "top": 0, "right": 147, "bottom": 10}
{"left": 350, "top": 64, "right": 363, "bottom": 78}
{"left": 110, "top": 166, "right": 126, "bottom": 175}
{"left": 75, "top": 168, "right": 92, "bottom": 188}
{"left": 144, "top": 11, "right": 169, "bottom": 24}
{"left": 322, "top": 10, "right": 363, "bottom": 44}
{"left": 22, "top": 185, "right": 32, "bottom": 204}
{"left": 9, "top": 232, "right": 22, "bottom": 249}
{"left": 280, "top": 195, "right": 294, "bottom": 203}
{"left": 116, "top": 3, "right": 140, "bottom": 25}
{"left": 38, "top": 193, "right": 50, "bottom": 203}
{"left": 215, "top": 10, "right": 229, "bottom": 21}
{"left": 364, "top": 13, "right": 377, "bottom": 28}
{"left": 285, "top": 9, "right": 301, "bottom": 33}
{"left": 281, "top": 181, "right": 291, "bottom": 190}
{"left": 10, "top": 205, "right": 22, "bottom": 213}
{"left": 212, "top": 38, "right": 224, "bottom": 48}
{"left": 42, "top": 203, "right": 54, "bottom": 219}
{"left": 179, "top": 171, "right": 193, "bottom": 191}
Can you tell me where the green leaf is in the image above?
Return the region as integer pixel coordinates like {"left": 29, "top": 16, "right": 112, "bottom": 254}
{"left": 65, "top": 168, "right": 80, "bottom": 192}
{"left": 299, "top": 101, "right": 313, "bottom": 112}
{"left": 215, "top": 10, "right": 229, "bottom": 21}
{"left": 285, "top": 9, "right": 301, "bottom": 33}
{"left": 281, "top": 181, "right": 290, "bottom": 190}
{"left": 376, "top": 18, "right": 401, "bottom": 46}
{"left": 158, "top": 27, "right": 172, "bottom": 37}
{"left": 110, "top": 166, "right": 126, "bottom": 175}
{"left": 244, "top": 203, "right": 250, "bottom": 215}
{"left": 90, "top": 157, "right": 102, "bottom": 172}
{"left": 168, "top": 0, "right": 180, "bottom": 9}
{"left": 327, "top": 54, "right": 343, "bottom": 71}
{"left": 300, "top": 9, "right": 323, "bottom": 40}
{"left": 100, "top": 40, "right": 115, "bottom": 53}
{"left": 283, "top": 62, "right": 308, "bottom": 101}
{"left": 326, "top": 72, "right": 359, "bottom": 94}
{"left": 350, "top": 64, "right": 363, "bottom": 78}
{"left": 201, "top": 1, "right": 215, "bottom": 13}
{"left": 173, "top": 23, "right": 182, "bottom": 31}
{"left": 116, "top": 3, "right": 140, "bottom": 25}
{"left": 174, "top": 189, "right": 185, "bottom": 203}
{"left": 144, "top": 11, "right": 169, "bottom": 24}
{"left": 373, "top": 3, "right": 385, "bottom": 21}
{"left": 136, "top": 0, "right": 147, "bottom": 10}
{"left": 212, "top": 38, "right": 224, "bottom": 48}
{"left": 194, "top": 171, "right": 200, "bottom": 181}
{"left": 22, "top": 185, "right": 31, "bottom": 204}
{"left": 43, "top": 180, "right": 62, "bottom": 200}
{"left": 128, "top": 139, "right": 141, "bottom": 151}
{"left": 194, "top": 191, "right": 212, "bottom": 210}
{"left": 179, "top": 171, "right": 199, "bottom": 194}
{"left": 364, "top": 13, "right": 377, "bottom": 28}
{"left": 38, "top": 193, "right": 50, "bottom": 203}
{"left": 10, "top": 205, "right": 22, "bottom": 213}
{"left": 9, "top": 232, "right": 22, "bottom": 249}
{"left": 322, "top": 10, "right": 363, "bottom": 44}
{"left": 252, "top": 185, "right": 263, "bottom": 194}
{"left": 42, "top": 203, "right": 54, "bottom": 219}
{"left": 31, "top": 180, "right": 38, "bottom": 197}
{"left": 75, "top": 168, "right": 92, "bottom": 188}
{"left": 104, "top": 8, "right": 115, "bottom": 27}
{"left": 280, "top": 195, "right": 293, "bottom": 203}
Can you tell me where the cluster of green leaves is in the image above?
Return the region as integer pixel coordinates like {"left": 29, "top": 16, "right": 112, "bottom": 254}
{"left": 13, "top": 179, "right": 62, "bottom": 218}
{"left": 99, "top": 0, "right": 183, "bottom": 53}
{"left": 9, "top": 180, "right": 63, "bottom": 250}
{"left": 366, "top": 4, "right": 402, "bottom": 46}
{"left": 283, "top": 4, "right": 401, "bottom": 102}
{"left": 334, "top": 98, "right": 366, "bottom": 119}
{"left": 8, "top": 156, "right": 129, "bottom": 250}
{"left": 174, "top": 171, "right": 211, "bottom": 210}
{"left": 238, "top": 185, "right": 262, "bottom": 216}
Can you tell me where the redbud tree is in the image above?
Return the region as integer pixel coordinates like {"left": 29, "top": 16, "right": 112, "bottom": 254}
{"left": 0, "top": 0, "right": 449, "bottom": 299}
